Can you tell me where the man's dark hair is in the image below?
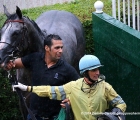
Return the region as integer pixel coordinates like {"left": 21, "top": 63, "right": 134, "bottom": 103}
{"left": 44, "top": 34, "right": 62, "bottom": 47}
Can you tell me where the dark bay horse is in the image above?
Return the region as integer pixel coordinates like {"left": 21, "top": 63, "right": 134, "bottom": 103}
{"left": 0, "top": 6, "right": 85, "bottom": 119}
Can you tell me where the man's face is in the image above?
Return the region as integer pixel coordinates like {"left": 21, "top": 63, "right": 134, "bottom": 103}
{"left": 88, "top": 68, "right": 100, "bottom": 81}
{"left": 48, "top": 39, "right": 63, "bottom": 60}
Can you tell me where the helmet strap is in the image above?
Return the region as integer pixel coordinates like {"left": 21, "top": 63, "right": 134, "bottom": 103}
{"left": 84, "top": 71, "right": 96, "bottom": 85}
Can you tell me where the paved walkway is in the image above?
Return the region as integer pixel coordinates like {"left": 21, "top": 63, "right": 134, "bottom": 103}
{"left": 0, "top": 0, "right": 74, "bottom": 14}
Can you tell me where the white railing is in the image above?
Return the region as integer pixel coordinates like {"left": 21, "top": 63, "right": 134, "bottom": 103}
{"left": 112, "top": 0, "right": 140, "bottom": 31}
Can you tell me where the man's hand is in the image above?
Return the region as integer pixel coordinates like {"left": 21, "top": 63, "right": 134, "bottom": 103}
{"left": 13, "top": 82, "right": 28, "bottom": 91}
{"left": 5, "top": 60, "right": 15, "bottom": 70}
{"left": 60, "top": 98, "right": 70, "bottom": 108}
{"left": 1, "top": 58, "right": 24, "bottom": 70}
{"left": 0, "top": 60, "right": 15, "bottom": 71}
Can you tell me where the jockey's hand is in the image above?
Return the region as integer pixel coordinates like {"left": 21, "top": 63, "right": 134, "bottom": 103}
{"left": 4, "top": 60, "right": 15, "bottom": 70}
{"left": 13, "top": 82, "right": 28, "bottom": 91}
{"left": 60, "top": 98, "right": 70, "bottom": 108}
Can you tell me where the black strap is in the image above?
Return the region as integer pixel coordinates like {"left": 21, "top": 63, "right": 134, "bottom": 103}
{"left": 15, "top": 88, "right": 37, "bottom": 120}
{"left": 9, "top": 74, "right": 37, "bottom": 120}
{"left": 65, "top": 103, "right": 70, "bottom": 120}
{"left": 64, "top": 103, "right": 74, "bottom": 120}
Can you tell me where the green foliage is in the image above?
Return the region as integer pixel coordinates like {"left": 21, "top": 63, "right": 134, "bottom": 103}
{"left": 0, "top": 14, "right": 6, "bottom": 28}
{"left": 83, "top": 20, "right": 94, "bottom": 54}
{"left": 0, "top": 0, "right": 112, "bottom": 26}
{"left": 0, "top": 0, "right": 112, "bottom": 119}
{"left": 0, "top": 69, "right": 22, "bottom": 119}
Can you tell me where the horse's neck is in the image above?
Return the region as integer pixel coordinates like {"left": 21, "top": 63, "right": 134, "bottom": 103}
{"left": 26, "top": 19, "right": 45, "bottom": 53}
{"left": 23, "top": 17, "right": 45, "bottom": 53}
{"left": 29, "top": 31, "right": 44, "bottom": 52}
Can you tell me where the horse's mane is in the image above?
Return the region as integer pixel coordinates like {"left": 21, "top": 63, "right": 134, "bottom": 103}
{"left": 23, "top": 16, "right": 46, "bottom": 38}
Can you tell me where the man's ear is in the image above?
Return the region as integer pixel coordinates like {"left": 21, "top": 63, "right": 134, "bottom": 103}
{"left": 45, "top": 45, "right": 49, "bottom": 51}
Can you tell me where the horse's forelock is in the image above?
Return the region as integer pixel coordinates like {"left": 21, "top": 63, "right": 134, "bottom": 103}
{"left": 8, "top": 14, "right": 19, "bottom": 20}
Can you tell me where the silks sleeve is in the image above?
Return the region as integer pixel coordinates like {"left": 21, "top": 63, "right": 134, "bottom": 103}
{"left": 28, "top": 81, "right": 73, "bottom": 100}
{"left": 105, "top": 82, "right": 127, "bottom": 112}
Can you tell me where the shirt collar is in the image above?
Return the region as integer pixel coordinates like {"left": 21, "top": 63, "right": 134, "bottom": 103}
{"left": 42, "top": 53, "right": 63, "bottom": 68}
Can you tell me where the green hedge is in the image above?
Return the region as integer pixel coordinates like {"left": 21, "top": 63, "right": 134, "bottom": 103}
{"left": 0, "top": 69, "right": 22, "bottom": 119}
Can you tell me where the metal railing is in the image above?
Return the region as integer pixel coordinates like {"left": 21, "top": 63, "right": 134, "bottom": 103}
{"left": 112, "top": 0, "right": 140, "bottom": 31}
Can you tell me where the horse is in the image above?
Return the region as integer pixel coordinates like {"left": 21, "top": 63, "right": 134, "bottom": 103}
{"left": 0, "top": 6, "right": 85, "bottom": 120}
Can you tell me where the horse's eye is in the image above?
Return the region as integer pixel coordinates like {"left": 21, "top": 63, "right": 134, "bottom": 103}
{"left": 12, "top": 30, "right": 21, "bottom": 37}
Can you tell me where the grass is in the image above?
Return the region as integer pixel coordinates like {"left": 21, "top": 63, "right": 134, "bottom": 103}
{"left": 0, "top": 0, "right": 112, "bottom": 25}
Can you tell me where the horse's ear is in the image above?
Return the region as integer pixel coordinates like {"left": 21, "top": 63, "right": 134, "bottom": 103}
{"left": 16, "top": 6, "right": 22, "bottom": 19}
{"left": 3, "top": 5, "right": 11, "bottom": 18}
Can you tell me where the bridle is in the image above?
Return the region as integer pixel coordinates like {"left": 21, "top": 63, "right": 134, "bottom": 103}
{"left": 0, "top": 41, "right": 21, "bottom": 58}
{"left": 6, "top": 20, "right": 25, "bottom": 24}
{"left": 0, "top": 19, "right": 29, "bottom": 59}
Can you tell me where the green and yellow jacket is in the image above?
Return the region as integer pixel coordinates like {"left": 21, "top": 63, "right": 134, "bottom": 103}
{"left": 28, "top": 78, "right": 126, "bottom": 120}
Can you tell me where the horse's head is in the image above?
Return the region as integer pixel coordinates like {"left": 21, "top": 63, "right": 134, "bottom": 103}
{"left": 0, "top": 6, "right": 29, "bottom": 66}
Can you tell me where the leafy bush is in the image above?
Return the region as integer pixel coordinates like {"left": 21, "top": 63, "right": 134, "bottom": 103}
{"left": 0, "top": 69, "right": 22, "bottom": 119}
{"left": 83, "top": 20, "right": 94, "bottom": 54}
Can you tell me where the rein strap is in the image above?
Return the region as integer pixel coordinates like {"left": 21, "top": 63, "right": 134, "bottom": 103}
{"left": 8, "top": 72, "right": 37, "bottom": 120}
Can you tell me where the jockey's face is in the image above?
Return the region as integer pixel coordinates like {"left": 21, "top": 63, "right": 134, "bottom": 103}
{"left": 46, "top": 39, "right": 63, "bottom": 61}
{"left": 88, "top": 68, "right": 100, "bottom": 81}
